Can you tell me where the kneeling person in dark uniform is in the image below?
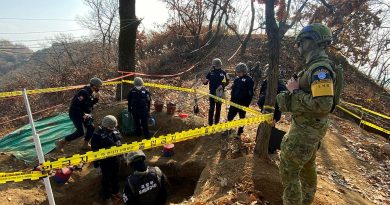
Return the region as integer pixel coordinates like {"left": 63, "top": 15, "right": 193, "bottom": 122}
{"left": 91, "top": 115, "right": 122, "bottom": 205}
{"left": 127, "top": 77, "right": 151, "bottom": 138}
{"left": 123, "top": 150, "right": 168, "bottom": 205}
{"left": 56, "top": 77, "right": 103, "bottom": 151}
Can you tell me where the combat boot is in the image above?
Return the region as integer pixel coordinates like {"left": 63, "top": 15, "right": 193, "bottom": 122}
{"left": 82, "top": 141, "right": 91, "bottom": 150}
{"left": 231, "top": 136, "right": 242, "bottom": 154}
{"left": 55, "top": 139, "right": 67, "bottom": 152}
{"left": 221, "top": 138, "right": 229, "bottom": 151}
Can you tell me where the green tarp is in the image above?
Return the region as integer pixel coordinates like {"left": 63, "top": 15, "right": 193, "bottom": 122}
{"left": 0, "top": 113, "right": 74, "bottom": 163}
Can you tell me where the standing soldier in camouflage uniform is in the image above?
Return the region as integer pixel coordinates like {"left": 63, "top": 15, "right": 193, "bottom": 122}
{"left": 276, "top": 23, "right": 343, "bottom": 205}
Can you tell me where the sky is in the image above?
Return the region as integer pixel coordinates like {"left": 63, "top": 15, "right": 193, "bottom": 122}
{"left": 0, "top": 0, "right": 169, "bottom": 50}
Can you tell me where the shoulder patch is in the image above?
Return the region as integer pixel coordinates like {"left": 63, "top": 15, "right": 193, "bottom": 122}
{"left": 311, "top": 66, "right": 334, "bottom": 97}
{"left": 312, "top": 67, "right": 332, "bottom": 81}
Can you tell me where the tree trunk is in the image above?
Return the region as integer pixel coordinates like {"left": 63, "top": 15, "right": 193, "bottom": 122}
{"left": 254, "top": 0, "right": 280, "bottom": 159}
{"left": 116, "top": 0, "right": 139, "bottom": 100}
{"left": 189, "top": 2, "right": 228, "bottom": 56}
{"left": 240, "top": 0, "right": 256, "bottom": 56}
{"left": 207, "top": 0, "right": 218, "bottom": 40}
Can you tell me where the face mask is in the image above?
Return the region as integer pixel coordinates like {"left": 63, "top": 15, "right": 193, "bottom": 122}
{"left": 298, "top": 38, "right": 316, "bottom": 56}
{"left": 135, "top": 86, "right": 142, "bottom": 90}
{"left": 91, "top": 85, "right": 100, "bottom": 92}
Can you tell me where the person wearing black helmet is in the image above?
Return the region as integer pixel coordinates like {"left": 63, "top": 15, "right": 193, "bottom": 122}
{"left": 277, "top": 23, "right": 343, "bottom": 205}
{"left": 91, "top": 115, "right": 122, "bottom": 205}
{"left": 226, "top": 63, "right": 254, "bottom": 152}
{"left": 122, "top": 150, "right": 168, "bottom": 205}
{"left": 56, "top": 77, "right": 103, "bottom": 151}
{"left": 127, "top": 77, "right": 151, "bottom": 138}
{"left": 203, "top": 58, "right": 230, "bottom": 125}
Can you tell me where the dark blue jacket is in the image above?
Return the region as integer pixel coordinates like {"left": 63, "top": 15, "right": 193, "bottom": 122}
{"left": 258, "top": 79, "right": 287, "bottom": 96}
{"left": 123, "top": 167, "right": 167, "bottom": 205}
{"left": 91, "top": 127, "right": 122, "bottom": 165}
{"left": 205, "top": 69, "right": 229, "bottom": 95}
{"left": 231, "top": 75, "right": 254, "bottom": 106}
{"left": 127, "top": 87, "right": 151, "bottom": 115}
{"left": 69, "top": 86, "right": 98, "bottom": 117}
{"left": 257, "top": 79, "right": 287, "bottom": 122}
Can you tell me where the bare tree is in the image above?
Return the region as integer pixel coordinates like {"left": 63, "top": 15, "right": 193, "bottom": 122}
{"left": 79, "top": 0, "right": 119, "bottom": 47}
{"left": 189, "top": 0, "right": 231, "bottom": 56}
{"left": 254, "top": 0, "right": 280, "bottom": 158}
{"left": 78, "top": 0, "right": 119, "bottom": 68}
{"left": 164, "top": 0, "right": 208, "bottom": 49}
{"left": 205, "top": 0, "right": 221, "bottom": 40}
{"left": 224, "top": 0, "right": 257, "bottom": 56}
{"left": 254, "top": 0, "right": 309, "bottom": 158}
{"left": 31, "top": 35, "right": 106, "bottom": 87}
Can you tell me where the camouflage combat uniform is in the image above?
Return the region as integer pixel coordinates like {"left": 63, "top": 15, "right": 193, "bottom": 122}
{"left": 276, "top": 23, "right": 341, "bottom": 205}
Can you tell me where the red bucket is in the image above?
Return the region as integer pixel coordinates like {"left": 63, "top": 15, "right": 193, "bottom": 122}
{"left": 163, "top": 144, "right": 174, "bottom": 157}
{"left": 53, "top": 167, "right": 73, "bottom": 184}
{"left": 179, "top": 113, "right": 189, "bottom": 119}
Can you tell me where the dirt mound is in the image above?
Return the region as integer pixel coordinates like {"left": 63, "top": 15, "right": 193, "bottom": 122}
{"left": 193, "top": 155, "right": 283, "bottom": 205}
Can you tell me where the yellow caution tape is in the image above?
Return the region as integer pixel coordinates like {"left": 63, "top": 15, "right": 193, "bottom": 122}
{"left": 122, "top": 80, "right": 196, "bottom": 93}
{"left": 1, "top": 78, "right": 387, "bottom": 121}
{"left": 0, "top": 81, "right": 122, "bottom": 99}
{"left": 103, "top": 81, "right": 122, "bottom": 86}
{"left": 195, "top": 90, "right": 260, "bottom": 115}
{"left": 361, "top": 120, "right": 390, "bottom": 135}
{"left": 336, "top": 105, "right": 362, "bottom": 119}
{"left": 361, "top": 107, "right": 390, "bottom": 120}
{"left": 336, "top": 105, "right": 390, "bottom": 135}
{"left": 0, "top": 171, "right": 48, "bottom": 183}
{"left": 342, "top": 101, "right": 390, "bottom": 120}
{"left": 0, "top": 78, "right": 263, "bottom": 116}
{"left": 342, "top": 101, "right": 363, "bottom": 108}
{"left": 263, "top": 105, "right": 275, "bottom": 110}
{"left": 0, "top": 114, "right": 273, "bottom": 184}
{"left": 123, "top": 80, "right": 261, "bottom": 115}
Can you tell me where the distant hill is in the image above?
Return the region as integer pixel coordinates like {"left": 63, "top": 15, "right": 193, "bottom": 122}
{"left": 0, "top": 40, "right": 33, "bottom": 76}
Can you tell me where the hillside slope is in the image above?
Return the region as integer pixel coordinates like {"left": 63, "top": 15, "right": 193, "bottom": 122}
{"left": 0, "top": 98, "right": 388, "bottom": 205}
{"left": 0, "top": 34, "right": 389, "bottom": 205}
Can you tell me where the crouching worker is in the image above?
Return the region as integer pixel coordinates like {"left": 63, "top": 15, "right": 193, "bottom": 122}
{"left": 91, "top": 115, "right": 122, "bottom": 205}
{"left": 123, "top": 150, "right": 168, "bottom": 205}
{"left": 56, "top": 77, "right": 103, "bottom": 151}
